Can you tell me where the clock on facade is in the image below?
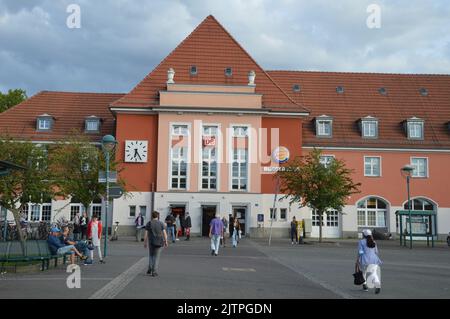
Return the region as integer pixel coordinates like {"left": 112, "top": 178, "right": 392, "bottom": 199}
{"left": 124, "top": 140, "right": 148, "bottom": 163}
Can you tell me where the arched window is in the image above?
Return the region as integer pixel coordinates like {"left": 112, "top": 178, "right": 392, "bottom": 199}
{"left": 404, "top": 198, "right": 435, "bottom": 211}
{"left": 357, "top": 197, "right": 387, "bottom": 227}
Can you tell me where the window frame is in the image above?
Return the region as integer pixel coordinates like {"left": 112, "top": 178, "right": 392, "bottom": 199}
{"left": 315, "top": 116, "right": 333, "bottom": 138}
{"left": 410, "top": 157, "right": 428, "bottom": 178}
{"left": 231, "top": 148, "right": 248, "bottom": 191}
{"left": 407, "top": 119, "right": 424, "bottom": 140}
{"left": 361, "top": 118, "right": 378, "bottom": 139}
{"left": 170, "top": 146, "right": 188, "bottom": 190}
{"left": 37, "top": 116, "right": 53, "bottom": 131}
{"left": 364, "top": 156, "right": 382, "bottom": 177}
{"left": 356, "top": 197, "right": 387, "bottom": 228}
{"left": 320, "top": 155, "right": 335, "bottom": 168}
{"left": 129, "top": 205, "right": 136, "bottom": 218}
{"left": 85, "top": 117, "right": 100, "bottom": 133}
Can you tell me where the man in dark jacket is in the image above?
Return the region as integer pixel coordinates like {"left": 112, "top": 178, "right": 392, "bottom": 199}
{"left": 165, "top": 213, "right": 176, "bottom": 243}
{"left": 184, "top": 212, "right": 192, "bottom": 241}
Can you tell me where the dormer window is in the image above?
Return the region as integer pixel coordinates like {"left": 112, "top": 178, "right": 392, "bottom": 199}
{"left": 406, "top": 117, "right": 424, "bottom": 140}
{"left": 360, "top": 116, "right": 378, "bottom": 138}
{"left": 225, "top": 67, "right": 233, "bottom": 77}
{"left": 36, "top": 114, "right": 53, "bottom": 131}
{"left": 378, "top": 87, "right": 387, "bottom": 95}
{"left": 316, "top": 115, "right": 333, "bottom": 138}
{"left": 190, "top": 65, "right": 197, "bottom": 75}
{"left": 336, "top": 86, "right": 344, "bottom": 94}
{"left": 419, "top": 88, "right": 428, "bottom": 96}
{"left": 85, "top": 116, "right": 100, "bottom": 133}
{"left": 292, "top": 84, "right": 301, "bottom": 92}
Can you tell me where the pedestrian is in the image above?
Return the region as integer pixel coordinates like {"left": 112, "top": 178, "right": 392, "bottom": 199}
{"left": 232, "top": 218, "right": 241, "bottom": 248}
{"left": 229, "top": 215, "right": 234, "bottom": 239}
{"left": 87, "top": 214, "right": 105, "bottom": 264}
{"left": 165, "top": 212, "right": 176, "bottom": 243}
{"left": 80, "top": 210, "right": 89, "bottom": 240}
{"left": 184, "top": 212, "right": 192, "bottom": 241}
{"left": 356, "top": 229, "right": 382, "bottom": 294}
{"left": 209, "top": 213, "right": 224, "bottom": 256}
{"left": 175, "top": 214, "right": 181, "bottom": 241}
{"left": 135, "top": 212, "right": 145, "bottom": 242}
{"left": 290, "top": 216, "right": 298, "bottom": 245}
{"left": 221, "top": 216, "right": 228, "bottom": 247}
{"left": 73, "top": 212, "right": 81, "bottom": 241}
{"left": 144, "top": 211, "right": 168, "bottom": 277}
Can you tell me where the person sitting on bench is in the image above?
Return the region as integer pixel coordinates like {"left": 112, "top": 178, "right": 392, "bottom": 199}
{"left": 47, "top": 227, "right": 87, "bottom": 265}
{"left": 61, "top": 226, "right": 92, "bottom": 265}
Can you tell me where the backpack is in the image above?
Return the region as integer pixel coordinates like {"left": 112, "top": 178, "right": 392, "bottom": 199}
{"left": 147, "top": 220, "right": 164, "bottom": 247}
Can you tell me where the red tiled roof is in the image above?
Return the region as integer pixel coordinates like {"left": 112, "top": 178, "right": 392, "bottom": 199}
{"left": 111, "top": 15, "right": 308, "bottom": 113}
{"left": 0, "top": 91, "right": 124, "bottom": 142}
{"left": 268, "top": 71, "right": 450, "bottom": 149}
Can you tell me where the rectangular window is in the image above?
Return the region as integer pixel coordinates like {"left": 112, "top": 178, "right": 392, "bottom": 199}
{"left": 91, "top": 205, "right": 102, "bottom": 218}
{"left": 270, "top": 208, "right": 277, "bottom": 220}
{"left": 317, "top": 120, "right": 332, "bottom": 137}
{"left": 367, "top": 211, "right": 376, "bottom": 226}
{"left": 31, "top": 204, "right": 40, "bottom": 221}
{"left": 38, "top": 118, "right": 51, "bottom": 130}
{"left": 320, "top": 155, "right": 334, "bottom": 168}
{"left": 411, "top": 158, "right": 427, "bottom": 177}
{"left": 201, "top": 147, "right": 217, "bottom": 190}
{"left": 70, "top": 205, "right": 81, "bottom": 221}
{"left": 139, "top": 206, "right": 147, "bottom": 217}
{"left": 408, "top": 122, "right": 423, "bottom": 139}
{"left": 326, "top": 210, "right": 339, "bottom": 227}
{"left": 172, "top": 125, "right": 189, "bottom": 136}
{"left": 86, "top": 120, "right": 99, "bottom": 132}
{"left": 171, "top": 147, "right": 188, "bottom": 189}
{"left": 279, "top": 208, "right": 287, "bottom": 221}
{"left": 376, "top": 211, "right": 386, "bottom": 227}
{"left": 233, "top": 126, "right": 248, "bottom": 137}
{"left": 203, "top": 126, "right": 218, "bottom": 136}
{"left": 357, "top": 211, "right": 366, "bottom": 226}
{"left": 364, "top": 157, "right": 381, "bottom": 177}
{"left": 362, "top": 121, "right": 377, "bottom": 138}
{"left": 129, "top": 206, "right": 136, "bottom": 218}
{"left": 312, "top": 211, "right": 323, "bottom": 226}
{"left": 231, "top": 149, "right": 248, "bottom": 191}
{"left": 41, "top": 204, "right": 51, "bottom": 222}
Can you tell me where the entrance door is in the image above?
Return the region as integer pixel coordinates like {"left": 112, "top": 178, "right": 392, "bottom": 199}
{"left": 170, "top": 205, "right": 186, "bottom": 236}
{"left": 232, "top": 207, "right": 247, "bottom": 236}
{"left": 311, "top": 210, "right": 341, "bottom": 238}
{"left": 202, "top": 206, "right": 217, "bottom": 236}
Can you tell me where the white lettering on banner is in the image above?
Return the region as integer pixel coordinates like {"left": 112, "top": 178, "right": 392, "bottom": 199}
{"left": 66, "top": 4, "right": 81, "bottom": 29}
{"left": 202, "top": 136, "right": 216, "bottom": 147}
{"left": 66, "top": 264, "right": 81, "bottom": 289}
{"left": 366, "top": 4, "right": 381, "bottom": 29}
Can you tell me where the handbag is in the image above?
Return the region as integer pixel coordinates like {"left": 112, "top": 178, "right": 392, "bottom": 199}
{"left": 353, "top": 263, "right": 365, "bottom": 285}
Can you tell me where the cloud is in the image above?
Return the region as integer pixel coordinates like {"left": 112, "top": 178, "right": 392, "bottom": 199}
{"left": 0, "top": 0, "right": 449, "bottom": 96}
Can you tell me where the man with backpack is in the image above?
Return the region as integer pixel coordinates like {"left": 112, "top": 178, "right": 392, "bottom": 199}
{"left": 144, "top": 211, "right": 168, "bottom": 277}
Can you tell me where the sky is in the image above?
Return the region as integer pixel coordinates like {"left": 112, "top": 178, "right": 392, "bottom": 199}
{"left": 1, "top": 0, "right": 449, "bottom": 96}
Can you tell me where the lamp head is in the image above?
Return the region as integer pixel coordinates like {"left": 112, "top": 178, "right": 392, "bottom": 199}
{"left": 401, "top": 164, "right": 414, "bottom": 177}
{"left": 102, "top": 135, "right": 117, "bottom": 152}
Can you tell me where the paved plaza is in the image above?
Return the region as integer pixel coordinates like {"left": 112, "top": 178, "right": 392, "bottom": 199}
{"left": 0, "top": 237, "right": 449, "bottom": 299}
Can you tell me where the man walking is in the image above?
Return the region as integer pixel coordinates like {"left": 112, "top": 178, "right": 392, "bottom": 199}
{"left": 209, "top": 213, "right": 224, "bottom": 256}
{"left": 144, "top": 211, "right": 168, "bottom": 277}
{"left": 165, "top": 212, "right": 176, "bottom": 243}
{"left": 221, "top": 216, "right": 228, "bottom": 247}
{"left": 184, "top": 212, "right": 192, "bottom": 241}
{"left": 135, "top": 212, "right": 145, "bottom": 242}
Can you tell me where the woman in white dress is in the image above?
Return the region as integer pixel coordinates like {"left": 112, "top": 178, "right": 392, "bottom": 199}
{"left": 87, "top": 215, "right": 105, "bottom": 264}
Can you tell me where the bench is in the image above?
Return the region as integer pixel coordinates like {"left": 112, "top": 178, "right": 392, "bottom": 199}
{"left": 0, "top": 240, "right": 71, "bottom": 271}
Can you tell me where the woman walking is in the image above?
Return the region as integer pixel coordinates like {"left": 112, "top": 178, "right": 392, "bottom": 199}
{"left": 87, "top": 214, "right": 105, "bottom": 264}
{"left": 80, "top": 210, "right": 89, "bottom": 240}
{"left": 356, "top": 229, "right": 382, "bottom": 294}
{"left": 232, "top": 218, "right": 240, "bottom": 248}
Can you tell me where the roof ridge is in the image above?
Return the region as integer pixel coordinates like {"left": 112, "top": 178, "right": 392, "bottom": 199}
{"left": 266, "top": 70, "right": 450, "bottom": 77}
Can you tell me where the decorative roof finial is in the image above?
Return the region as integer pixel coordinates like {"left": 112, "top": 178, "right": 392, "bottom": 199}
{"left": 167, "top": 68, "right": 175, "bottom": 84}
{"left": 248, "top": 70, "right": 256, "bottom": 86}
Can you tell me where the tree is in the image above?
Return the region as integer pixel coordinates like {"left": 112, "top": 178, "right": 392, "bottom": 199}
{"left": 0, "top": 136, "right": 54, "bottom": 253}
{"left": 50, "top": 131, "right": 126, "bottom": 215}
{"left": 0, "top": 89, "right": 27, "bottom": 113}
{"left": 277, "top": 148, "right": 361, "bottom": 243}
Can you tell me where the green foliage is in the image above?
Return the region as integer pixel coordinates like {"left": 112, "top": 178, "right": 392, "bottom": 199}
{"left": 0, "top": 136, "right": 53, "bottom": 210}
{"left": 0, "top": 89, "right": 27, "bottom": 113}
{"left": 277, "top": 148, "right": 361, "bottom": 241}
{"left": 50, "top": 131, "right": 125, "bottom": 209}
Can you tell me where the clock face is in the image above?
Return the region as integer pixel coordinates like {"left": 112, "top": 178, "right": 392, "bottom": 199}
{"left": 124, "top": 140, "right": 148, "bottom": 163}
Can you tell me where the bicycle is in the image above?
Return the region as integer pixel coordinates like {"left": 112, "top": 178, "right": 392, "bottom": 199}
{"left": 110, "top": 221, "right": 119, "bottom": 241}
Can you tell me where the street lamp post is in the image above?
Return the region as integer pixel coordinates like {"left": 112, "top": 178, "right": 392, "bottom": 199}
{"left": 401, "top": 164, "right": 414, "bottom": 249}
{"left": 101, "top": 135, "right": 117, "bottom": 258}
